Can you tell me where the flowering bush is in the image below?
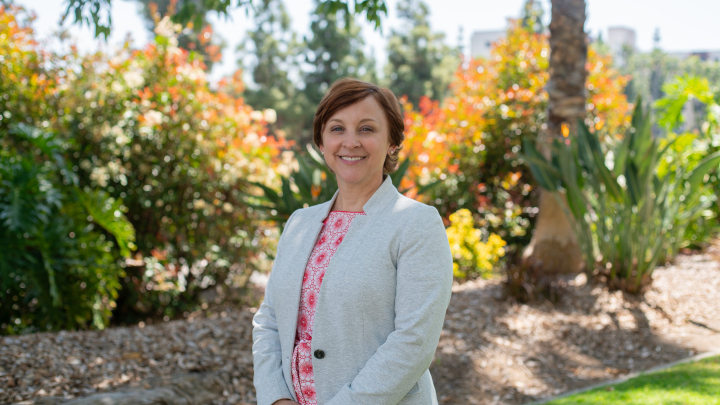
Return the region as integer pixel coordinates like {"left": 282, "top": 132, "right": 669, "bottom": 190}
{"left": 56, "top": 16, "right": 290, "bottom": 321}
{"left": 0, "top": 5, "right": 287, "bottom": 328}
{"left": 445, "top": 209, "right": 506, "bottom": 279}
{"left": 400, "top": 20, "right": 631, "bottom": 255}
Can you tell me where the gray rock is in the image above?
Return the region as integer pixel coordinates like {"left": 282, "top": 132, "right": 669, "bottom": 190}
{"left": 56, "top": 372, "right": 228, "bottom": 405}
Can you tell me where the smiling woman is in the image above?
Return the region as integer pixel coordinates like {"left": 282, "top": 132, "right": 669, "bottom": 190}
{"left": 312, "top": 78, "right": 405, "bottom": 211}
{"left": 252, "top": 78, "right": 453, "bottom": 405}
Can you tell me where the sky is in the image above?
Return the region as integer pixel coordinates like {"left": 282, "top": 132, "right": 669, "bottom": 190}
{"left": 14, "top": 0, "right": 720, "bottom": 85}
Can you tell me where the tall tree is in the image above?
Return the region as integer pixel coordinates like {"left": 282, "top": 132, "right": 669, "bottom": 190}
{"left": 521, "top": 0, "right": 545, "bottom": 34}
{"left": 300, "top": 0, "right": 378, "bottom": 141}
{"left": 136, "top": 0, "right": 224, "bottom": 70}
{"left": 237, "top": 0, "right": 304, "bottom": 139}
{"left": 384, "top": 0, "right": 459, "bottom": 106}
{"left": 521, "top": 0, "right": 586, "bottom": 280}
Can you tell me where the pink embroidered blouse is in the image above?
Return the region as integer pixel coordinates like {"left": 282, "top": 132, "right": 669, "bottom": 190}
{"left": 290, "top": 210, "right": 365, "bottom": 405}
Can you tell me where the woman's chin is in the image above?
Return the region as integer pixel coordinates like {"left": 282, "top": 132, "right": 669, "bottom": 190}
{"left": 335, "top": 170, "right": 371, "bottom": 186}
{"left": 336, "top": 174, "right": 364, "bottom": 185}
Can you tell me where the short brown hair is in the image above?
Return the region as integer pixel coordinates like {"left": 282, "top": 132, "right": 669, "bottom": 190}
{"left": 313, "top": 78, "right": 405, "bottom": 174}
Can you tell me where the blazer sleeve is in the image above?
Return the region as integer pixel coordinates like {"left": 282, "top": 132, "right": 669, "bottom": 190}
{"left": 326, "top": 205, "right": 453, "bottom": 405}
{"left": 252, "top": 210, "right": 299, "bottom": 405}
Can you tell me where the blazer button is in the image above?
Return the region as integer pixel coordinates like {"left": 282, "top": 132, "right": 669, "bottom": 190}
{"left": 314, "top": 349, "right": 325, "bottom": 359}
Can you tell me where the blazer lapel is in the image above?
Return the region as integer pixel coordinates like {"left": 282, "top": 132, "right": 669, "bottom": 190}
{"left": 315, "top": 175, "right": 400, "bottom": 312}
{"left": 335, "top": 174, "right": 399, "bottom": 264}
{"left": 279, "top": 222, "right": 322, "bottom": 356}
{"left": 278, "top": 190, "right": 339, "bottom": 359}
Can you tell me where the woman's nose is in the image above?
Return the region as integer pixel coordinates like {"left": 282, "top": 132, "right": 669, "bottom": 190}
{"left": 342, "top": 131, "right": 361, "bottom": 148}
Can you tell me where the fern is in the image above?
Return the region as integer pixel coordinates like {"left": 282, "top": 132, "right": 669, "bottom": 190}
{"left": 0, "top": 124, "right": 135, "bottom": 334}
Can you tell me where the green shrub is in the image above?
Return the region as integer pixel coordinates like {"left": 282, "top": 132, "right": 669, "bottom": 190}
{"left": 0, "top": 125, "right": 135, "bottom": 334}
{"left": 654, "top": 75, "right": 720, "bottom": 250}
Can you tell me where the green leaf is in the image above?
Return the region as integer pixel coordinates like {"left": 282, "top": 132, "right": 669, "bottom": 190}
{"left": 686, "top": 150, "right": 720, "bottom": 191}
{"left": 414, "top": 179, "right": 442, "bottom": 196}
{"left": 246, "top": 180, "right": 282, "bottom": 205}
{"left": 78, "top": 190, "right": 136, "bottom": 257}
{"left": 577, "top": 121, "right": 623, "bottom": 201}
{"left": 306, "top": 143, "right": 326, "bottom": 166}
{"left": 655, "top": 74, "right": 714, "bottom": 130}
{"left": 390, "top": 157, "right": 411, "bottom": 188}
{"left": 40, "top": 248, "right": 61, "bottom": 307}
{"left": 520, "top": 139, "right": 563, "bottom": 187}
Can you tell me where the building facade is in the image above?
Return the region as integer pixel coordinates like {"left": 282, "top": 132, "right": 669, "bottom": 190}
{"left": 469, "top": 29, "right": 505, "bottom": 59}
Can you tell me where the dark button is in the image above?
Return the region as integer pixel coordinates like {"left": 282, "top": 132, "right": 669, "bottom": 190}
{"left": 314, "top": 349, "right": 325, "bottom": 359}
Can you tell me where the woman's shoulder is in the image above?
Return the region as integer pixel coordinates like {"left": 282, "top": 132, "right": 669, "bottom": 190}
{"left": 392, "top": 193, "right": 441, "bottom": 220}
{"left": 380, "top": 194, "right": 444, "bottom": 240}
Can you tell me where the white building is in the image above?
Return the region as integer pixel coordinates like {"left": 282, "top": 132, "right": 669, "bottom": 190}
{"left": 607, "top": 26, "right": 636, "bottom": 64}
{"left": 471, "top": 25, "right": 720, "bottom": 65}
{"left": 667, "top": 50, "right": 720, "bottom": 62}
{"left": 470, "top": 30, "right": 505, "bottom": 59}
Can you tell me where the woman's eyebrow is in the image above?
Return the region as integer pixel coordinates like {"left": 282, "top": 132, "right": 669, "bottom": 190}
{"left": 327, "top": 118, "right": 378, "bottom": 125}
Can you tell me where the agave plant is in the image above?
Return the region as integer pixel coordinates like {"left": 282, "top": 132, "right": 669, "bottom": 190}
{"left": 244, "top": 144, "right": 440, "bottom": 230}
{"left": 522, "top": 101, "right": 720, "bottom": 293}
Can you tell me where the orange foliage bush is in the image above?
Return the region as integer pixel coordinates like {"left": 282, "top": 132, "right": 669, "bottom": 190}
{"left": 401, "top": 21, "right": 630, "bottom": 252}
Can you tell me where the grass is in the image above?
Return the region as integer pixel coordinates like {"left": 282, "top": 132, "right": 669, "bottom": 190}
{"left": 545, "top": 355, "right": 720, "bottom": 405}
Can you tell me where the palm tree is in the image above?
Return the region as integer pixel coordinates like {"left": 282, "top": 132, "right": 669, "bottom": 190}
{"left": 521, "top": 0, "right": 587, "bottom": 281}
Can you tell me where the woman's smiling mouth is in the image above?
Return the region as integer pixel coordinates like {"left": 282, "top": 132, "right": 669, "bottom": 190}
{"left": 339, "top": 156, "right": 367, "bottom": 162}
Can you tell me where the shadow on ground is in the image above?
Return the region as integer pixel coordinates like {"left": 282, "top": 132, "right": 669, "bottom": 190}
{"left": 430, "top": 269, "right": 710, "bottom": 405}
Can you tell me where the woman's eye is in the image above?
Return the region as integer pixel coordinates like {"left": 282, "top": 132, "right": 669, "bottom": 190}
{"left": 331, "top": 127, "right": 343, "bottom": 132}
{"left": 361, "top": 127, "right": 373, "bottom": 132}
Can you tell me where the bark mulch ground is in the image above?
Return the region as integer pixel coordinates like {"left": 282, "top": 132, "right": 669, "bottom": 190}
{"left": 2, "top": 250, "right": 719, "bottom": 404}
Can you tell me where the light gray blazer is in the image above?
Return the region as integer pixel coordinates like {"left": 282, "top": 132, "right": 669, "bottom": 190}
{"left": 252, "top": 174, "right": 453, "bottom": 405}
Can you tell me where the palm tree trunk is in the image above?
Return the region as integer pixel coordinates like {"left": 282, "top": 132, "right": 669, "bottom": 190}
{"left": 522, "top": 0, "right": 587, "bottom": 277}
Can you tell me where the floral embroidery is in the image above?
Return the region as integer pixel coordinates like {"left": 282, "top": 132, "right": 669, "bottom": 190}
{"left": 291, "top": 211, "right": 364, "bottom": 405}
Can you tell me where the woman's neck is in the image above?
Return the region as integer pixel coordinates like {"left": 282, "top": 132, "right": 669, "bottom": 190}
{"left": 332, "top": 174, "right": 386, "bottom": 212}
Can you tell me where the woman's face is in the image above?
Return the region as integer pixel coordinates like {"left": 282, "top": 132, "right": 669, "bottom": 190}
{"left": 319, "top": 96, "right": 392, "bottom": 189}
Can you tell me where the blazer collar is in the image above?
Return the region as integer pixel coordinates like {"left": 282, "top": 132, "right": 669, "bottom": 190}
{"left": 314, "top": 174, "right": 397, "bottom": 222}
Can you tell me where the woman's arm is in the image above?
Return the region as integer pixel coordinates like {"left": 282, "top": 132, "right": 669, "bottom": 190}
{"left": 252, "top": 211, "right": 299, "bottom": 405}
{"left": 326, "top": 206, "right": 453, "bottom": 404}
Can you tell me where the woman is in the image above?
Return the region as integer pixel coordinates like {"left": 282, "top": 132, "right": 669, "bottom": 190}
{"left": 252, "top": 78, "right": 453, "bottom": 405}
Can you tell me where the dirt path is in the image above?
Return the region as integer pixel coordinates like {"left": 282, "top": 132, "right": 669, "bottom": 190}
{"left": 1, "top": 252, "right": 718, "bottom": 404}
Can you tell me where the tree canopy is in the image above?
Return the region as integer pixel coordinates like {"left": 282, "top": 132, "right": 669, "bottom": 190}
{"left": 62, "top": 0, "right": 388, "bottom": 39}
{"left": 237, "top": 0, "right": 305, "bottom": 138}
{"left": 384, "top": 0, "right": 459, "bottom": 106}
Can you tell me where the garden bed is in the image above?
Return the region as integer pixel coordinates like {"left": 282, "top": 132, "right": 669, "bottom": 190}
{"left": 1, "top": 250, "right": 719, "bottom": 404}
